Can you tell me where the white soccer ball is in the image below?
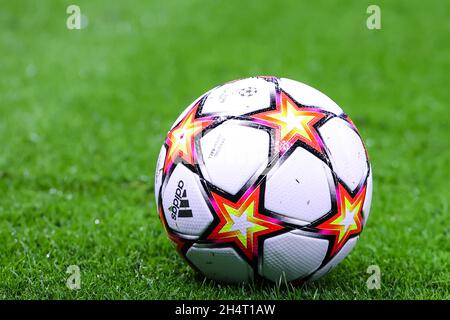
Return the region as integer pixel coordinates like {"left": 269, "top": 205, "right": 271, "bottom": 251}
{"left": 155, "top": 76, "right": 372, "bottom": 283}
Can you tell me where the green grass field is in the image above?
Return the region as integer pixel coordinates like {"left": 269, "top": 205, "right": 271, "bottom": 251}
{"left": 0, "top": 0, "right": 449, "bottom": 299}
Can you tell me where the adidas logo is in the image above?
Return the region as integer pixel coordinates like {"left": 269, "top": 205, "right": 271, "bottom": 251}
{"left": 169, "top": 180, "right": 193, "bottom": 220}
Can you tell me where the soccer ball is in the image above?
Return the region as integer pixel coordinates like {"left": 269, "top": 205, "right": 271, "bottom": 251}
{"left": 154, "top": 76, "right": 372, "bottom": 283}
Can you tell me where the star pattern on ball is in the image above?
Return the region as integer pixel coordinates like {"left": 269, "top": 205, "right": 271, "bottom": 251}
{"left": 252, "top": 91, "right": 327, "bottom": 154}
{"left": 208, "top": 185, "right": 284, "bottom": 261}
{"left": 164, "top": 103, "right": 214, "bottom": 173}
{"left": 315, "top": 183, "right": 366, "bottom": 257}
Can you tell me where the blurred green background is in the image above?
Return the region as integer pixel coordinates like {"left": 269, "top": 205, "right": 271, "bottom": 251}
{"left": 0, "top": 0, "right": 448, "bottom": 299}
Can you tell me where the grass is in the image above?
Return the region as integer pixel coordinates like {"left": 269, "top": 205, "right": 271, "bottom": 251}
{"left": 0, "top": 0, "right": 449, "bottom": 299}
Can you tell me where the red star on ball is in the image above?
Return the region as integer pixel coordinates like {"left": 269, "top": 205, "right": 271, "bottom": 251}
{"left": 208, "top": 185, "right": 285, "bottom": 261}
{"left": 164, "top": 103, "right": 214, "bottom": 173}
{"left": 252, "top": 92, "right": 327, "bottom": 154}
{"left": 315, "top": 183, "right": 366, "bottom": 257}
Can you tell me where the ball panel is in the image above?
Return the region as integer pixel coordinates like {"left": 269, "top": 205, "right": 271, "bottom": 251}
{"left": 186, "top": 245, "right": 254, "bottom": 283}
{"left": 154, "top": 145, "right": 166, "bottom": 202}
{"left": 278, "top": 78, "right": 343, "bottom": 115}
{"left": 319, "top": 117, "right": 368, "bottom": 191}
{"left": 265, "top": 147, "right": 333, "bottom": 224}
{"left": 260, "top": 231, "right": 329, "bottom": 282}
{"left": 161, "top": 164, "right": 213, "bottom": 237}
{"left": 363, "top": 169, "right": 373, "bottom": 224}
{"left": 308, "top": 236, "right": 359, "bottom": 281}
{"left": 200, "top": 120, "right": 270, "bottom": 195}
{"left": 200, "top": 78, "right": 275, "bottom": 116}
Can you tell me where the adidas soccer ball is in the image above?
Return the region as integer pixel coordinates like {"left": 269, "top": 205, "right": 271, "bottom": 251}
{"left": 154, "top": 76, "right": 372, "bottom": 283}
